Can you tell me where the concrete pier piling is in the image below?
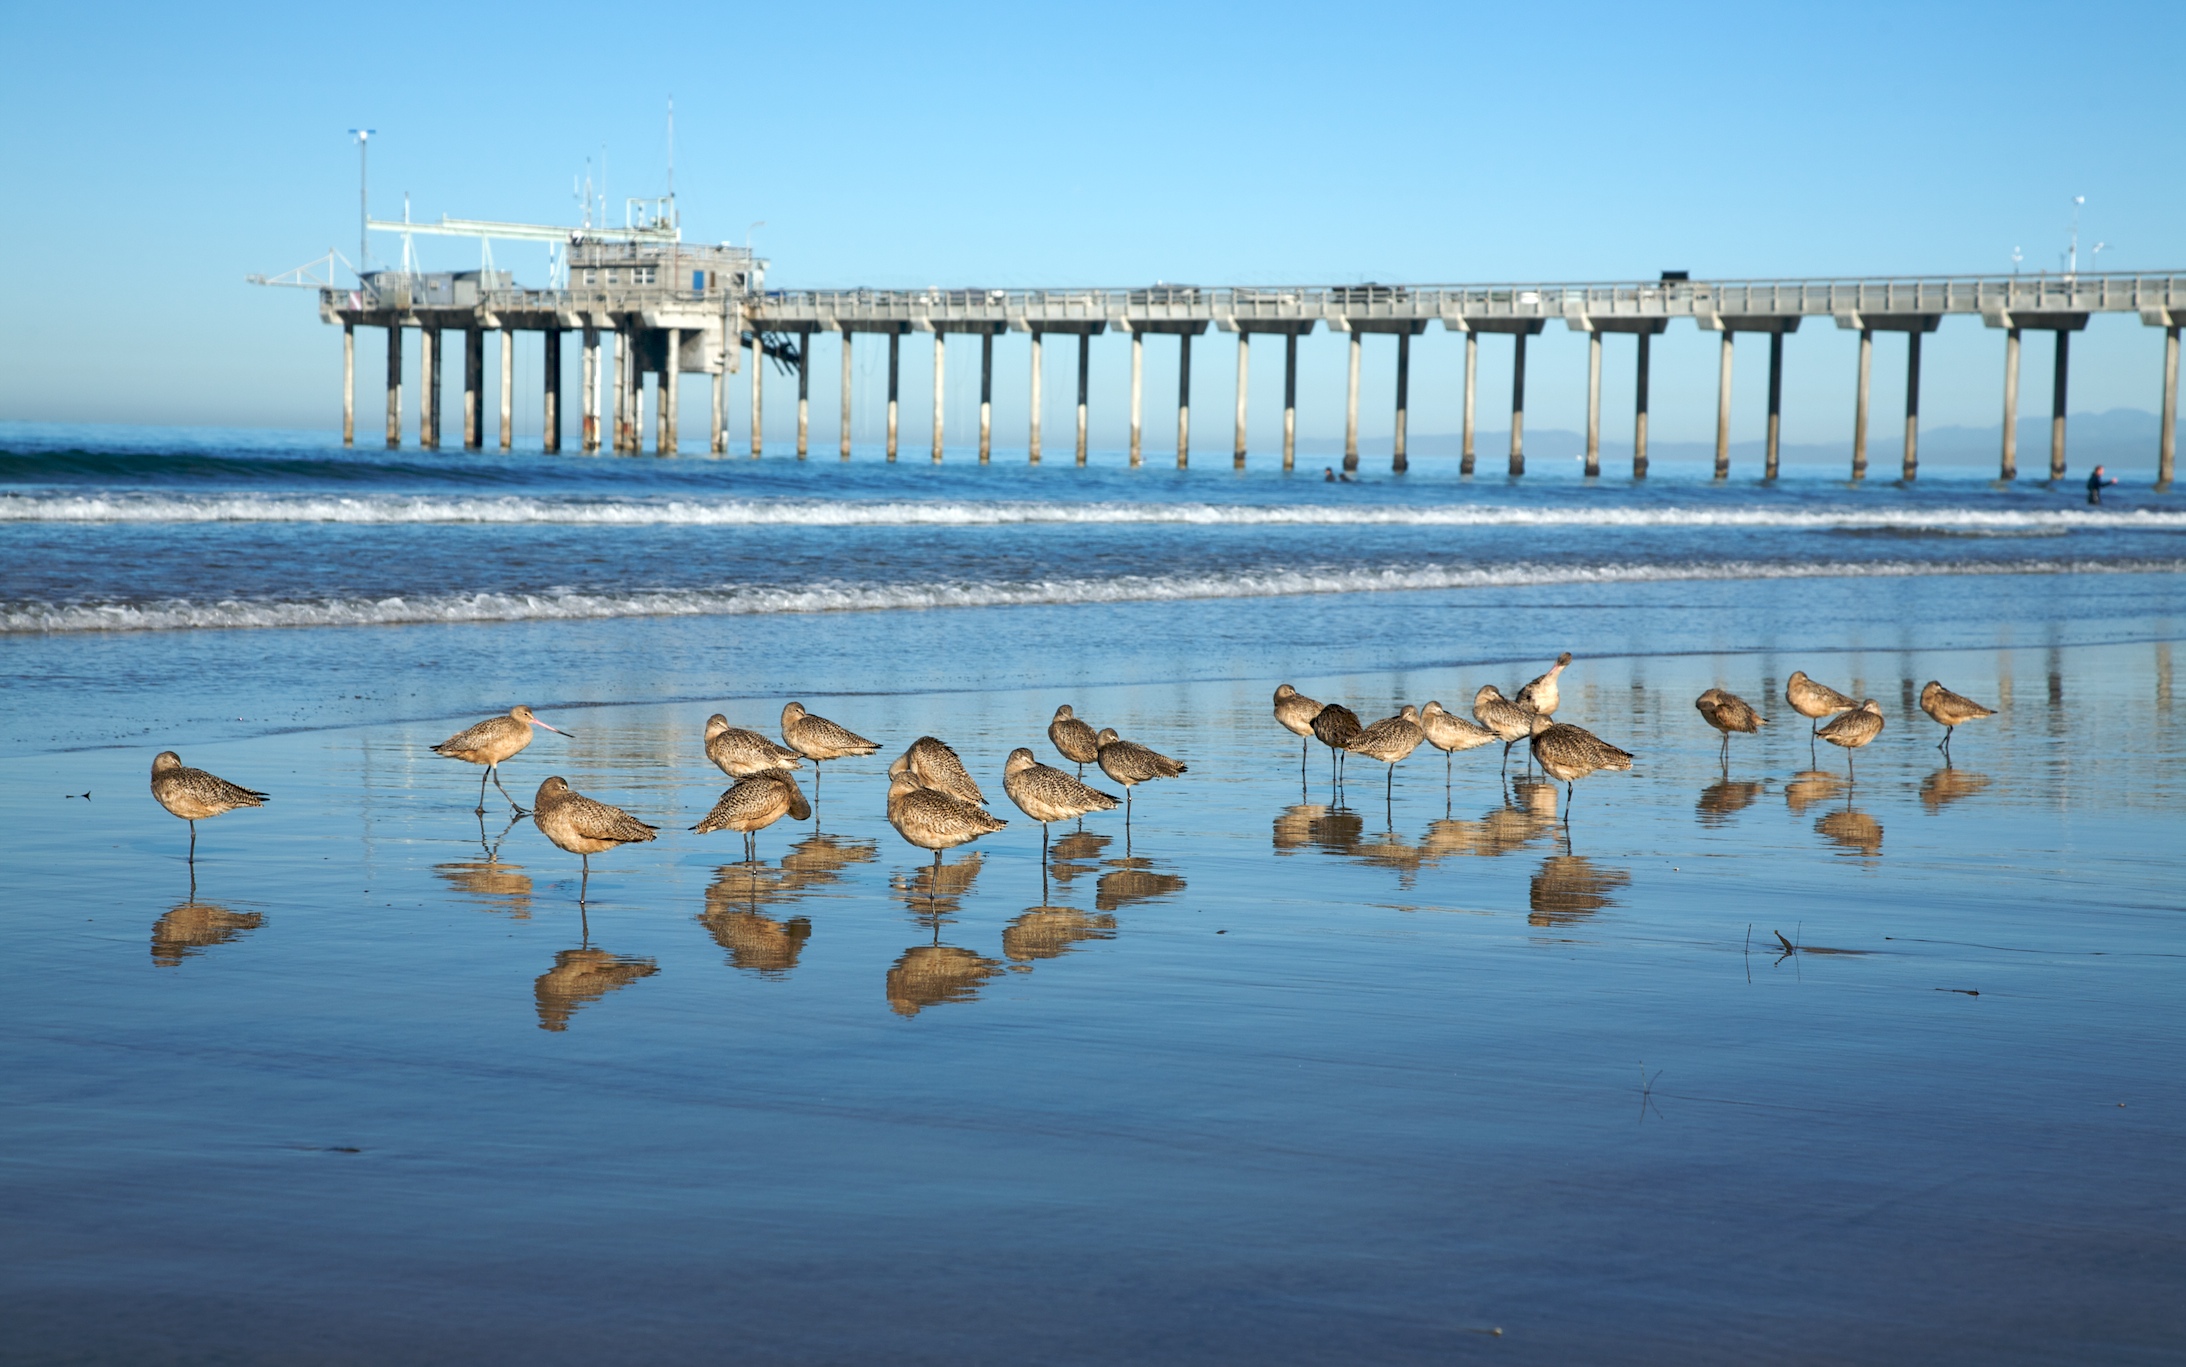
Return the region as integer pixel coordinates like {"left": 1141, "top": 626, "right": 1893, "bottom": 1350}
{"left": 932, "top": 333, "right": 946, "bottom": 463}
{"left": 1633, "top": 332, "right": 1650, "bottom": 479}
{"left": 463, "top": 328, "right": 484, "bottom": 451}
{"left": 542, "top": 328, "right": 561, "bottom": 455}
{"left": 1027, "top": 331, "right": 1042, "bottom": 465}
{"left": 1852, "top": 328, "right": 1873, "bottom": 481}
{"left": 342, "top": 323, "right": 355, "bottom": 448}
{"left": 2050, "top": 331, "right": 2071, "bottom": 480}
{"left": 499, "top": 329, "right": 514, "bottom": 452}
{"left": 1461, "top": 331, "right": 1477, "bottom": 476}
{"left": 1713, "top": 333, "right": 1734, "bottom": 479}
{"left": 2000, "top": 328, "right": 2021, "bottom": 481}
{"left": 661, "top": 330, "right": 680, "bottom": 456}
{"left": 420, "top": 327, "right": 440, "bottom": 450}
{"left": 385, "top": 326, "right": 402, "bottom": 449}
{"left": 749, "top": 335, "right": 763, "bottom": 458}
{"left": 840, "top": 331, "right": 853, "bottom": 460}
{"left": 1129, "top": 331, "right": 1143, "bottom": 467}
{"left": 1075, "top": 334, "right": 1090, "bottom": 466}
{"left": 886, "top": 332, "right": 900, "bottom": 461}
{"left": 1765, "top": 331, "right": 1783, "bottom": 480}
{"left": 1175, "top": 333, "right": 1191, "bottom": 468}
{"left": 1232, "top": 333, "right": 1248, "bottom": 469}
{"left": 1343, "top": 331, "right": 1361, "bottom": 473}
{"left": 1583, "top": 329, "right": 1601, "bottom": 478}
{"left": 2161, "top": 324, "right": 2180, "bottom": 490}
{"left": 979, "top": 332, "right": 993, "bottom": 464}
{"left": 1282, "top": 333, "right": 1298, "bottom": 472}
{"left": 611, "top": 334, "right": 627, "bottom": 453}
{"left": 1508, "top": 332, "right": 1527, "bottom": 477}
{"left": 1902, "top": 331, "right": 1922, "bottom": 481}
{"left": 1393, "top": 332, "right": 1411, "bottom": 473}
{"left": 795, "top": 329, "right": 811, "bottom": 459}
{"left": 710, "top": 334, "right": 726, "bottom": 457}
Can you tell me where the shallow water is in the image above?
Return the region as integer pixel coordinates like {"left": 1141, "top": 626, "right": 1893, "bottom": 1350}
{"left": 3, "top": 431, "right": 2184, "bottom": 1363}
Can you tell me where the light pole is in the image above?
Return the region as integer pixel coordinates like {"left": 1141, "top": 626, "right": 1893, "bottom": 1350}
{"left": 348, "top": 128, "right": 375, "bottom": 281}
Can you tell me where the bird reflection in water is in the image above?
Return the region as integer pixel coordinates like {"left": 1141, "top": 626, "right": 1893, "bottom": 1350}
{"left": 1046, "top": 830, "right": 1111, "bottom": 887}
{"left": 893, "top": 850, "right": 985, "bottom": 925}
{"left": 697, "top": 830, "right": 877, "bottom": 976}
{"left": 1095, "top": 856, "right": 1187, "bottom": 912}
{"left": 1920, "top": 767, "right": 1992, "bottom": 812}
{"left": 1002, "top": 906, "right": 1118, "bottom": 972}
{"left": 1783, "top": 770, "right": 1845, "bottom": 815}
{"left": 886, "top": 932, "right": 1006, "bottom": 1017}
{"left": 1815, "top": 805, "right": 1885, "bottom": 858}
{"left": 1528, "top": 855, "right": 1631, "bottom": 927}
{"left": 151, "top": 901, "right": 265, "bottom": 966}
{"left": 533, "top": 948, "right": 658, "bottom": 1031}
{"left": 434, "top": 812, "right": 533, "bottom": 919}
{"left": 1271, "top": 803, "right": 1365, "bottom": 855}
{"left": 1696, "top": 777, "right": 1765, "bottom": 826}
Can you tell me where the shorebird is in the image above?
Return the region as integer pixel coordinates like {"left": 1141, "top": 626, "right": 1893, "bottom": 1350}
{"left": 780, "top": 702, "right": 878, "bottom": 801}
{"left": 1418, "top": 701, "right": 1496, "bottom": 786}
{"left": 1817, "top": 699, "right": 1885, "bottom": 778}
{"left": 1515, "top": 651, "right": 1574, "bottom": 717}
{"left": 692, "top": 767, "right": 812, "bottom": 862}
{"left": 1694, "top": 687, "right": 1766, "bottom": 762}
{"left": 1273, "top": 684, "right": 1323, "bottom": 771}
{"left": 149, "top": 751, "right": 267, "bottom": 861}
{"left": 1094, "top": 728, "right": 1187, "bottom": 821}
{"left": 1310, "top": 702, "right": 1361, "bottom": 785}
{"left": 886, "top": 769, "right": 1007, "bottom": 872}
{"left": 1048, "top": 705, "right": 1102, "bottom": 777}
{"left": 1786, "top": 670, "right": 1856, "bottom": 738}
{"left": 1528, "top": 721, "right": 1634, "bottom": 821}
{"left": 1919, "top": 681, "right": 1995, "bottom": 757}
{"left": 432, "top": 705, "right": 570, "bottom": 814}
{"left": 705, "top": 714, "right": 803, "bottom": 780}
{"left": 1002, "top": 748, "right": 1119, "bottom": 857}
{"left": 1345, "top": 705, "right": 1426, "bottom": 802}
{"left": 1473, "top": 684, "right": 1538, "bottom": 775}
{"left": 888, "top": 735, "right": 985, "bottom": 806}
{"left": 531, "top": 776, "right": 657, "bottom": 898}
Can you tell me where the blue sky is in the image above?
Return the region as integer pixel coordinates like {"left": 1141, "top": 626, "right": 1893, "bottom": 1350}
{"left": 2, "top": 0, "right": 2180, "bottom": 457}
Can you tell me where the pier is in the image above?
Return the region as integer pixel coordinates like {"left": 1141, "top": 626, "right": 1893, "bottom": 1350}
{"left": 279, "top": 230, "right": 2186, "bottom": 485}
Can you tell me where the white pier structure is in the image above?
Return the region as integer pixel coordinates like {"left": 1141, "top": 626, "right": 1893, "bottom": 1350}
{"left": 276, "top": 235, "right": 2186, "bottom": 484}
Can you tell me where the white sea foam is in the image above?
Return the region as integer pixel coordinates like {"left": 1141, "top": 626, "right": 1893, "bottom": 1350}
{"left": 3, "top": 491, "right": 2183, "bottom": 532}
{"left": 5, "top": 558, "right": 2176, "bottom": 635}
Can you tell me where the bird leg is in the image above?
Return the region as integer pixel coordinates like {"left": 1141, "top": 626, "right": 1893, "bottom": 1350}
{"left": 579, "top": 854, "right": 590, "bottom": 905}
{"left": 475, "top": 766, "right": 490, "bottom": 814}
{"left": 1041, "top": 823, "right": 1050, "bottom": 860}
{"left": 1564, "top": 780, "right": 1575, "bottom": 824}
{"left": 490, "top": 763, "right": 528, "bottom": 816}
{"left": 187, "top": 821, "right": 196, "bottom": 863}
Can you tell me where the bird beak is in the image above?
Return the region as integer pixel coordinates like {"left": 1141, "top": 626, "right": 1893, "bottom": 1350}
{"left": 532, "top": 719, "right": 573, "bottom": 736}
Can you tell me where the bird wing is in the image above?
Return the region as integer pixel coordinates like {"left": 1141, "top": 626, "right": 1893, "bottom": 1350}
{"left": 796, "top": 715, "right": 878, "bottom": 755}
{"left": 569, "top": 794, "right": 658, "bottom": 842}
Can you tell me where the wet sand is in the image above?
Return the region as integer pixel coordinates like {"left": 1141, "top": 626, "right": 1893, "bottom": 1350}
{"left": 3, "top": 579, "right": 2183, "bottom": 1364}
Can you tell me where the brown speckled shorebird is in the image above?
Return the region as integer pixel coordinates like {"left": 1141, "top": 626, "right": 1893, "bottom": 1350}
{"left": 780, "top": 702, "right": 878, "bottom": 802}
{"left": 888, "top": 736, "right": 986, "bottom": 806}
{"left": 1419, "top": 701, "right": 1496, "bottom": 787}
{"left": 705, "top": 714, "right": 803, "bottom": 780}
{"left": 150, "top": 751, "right": 267, "bottom": 861}
{"left": 1695, "top": 688, "right": 1766, "bottom": 762}
{"left": 432, "top": 705, "right": 571, "bottom": 814}
{"left": 692, "top": 767, "right": 812, "bottom": 862}
{"left": 1094, "top": 728, "right": 1187, "bottom": 822}
{"left": 1817, "top": 699, "right": 1885, "bottom": 779}
{"left": 1515, "top": 651, "right": 1574, "bottom": 717}
{"left": 1048, "top": 705, "right": 1102, "bottom": 778}
{"left": 1528, "top": 722, "right": 1634, "bottom": 821}
{"left": 1345, "top": 705, "right": 1426, "bottom": 802}
{"left": 1002, "top": 748, "right": 1119, "bottom": 857}
{"left": 886, "top": 769, "right": 1007, "bottom": 874}
{"left": 1310, "top": 702, "right": 1361, "bottom": 785}
{"left": 1919, "top": 681, "right": 1995, "bottom": 758}
{"left": 1273, "top": 684, "right": 1323, "bottom": 771}
{"left": 1786, "top": 671, "right": 1857, "bottom": 759}
{"left": 531, "top": 776, "right": 658, "bottom": 900}
{"left": 1473, "top": 684, "right": 1538, "bottom": 776}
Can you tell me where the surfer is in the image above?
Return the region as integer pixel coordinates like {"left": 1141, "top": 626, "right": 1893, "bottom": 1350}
{"left": 2086, "top": 465, "right": 2117, "bottom": 506}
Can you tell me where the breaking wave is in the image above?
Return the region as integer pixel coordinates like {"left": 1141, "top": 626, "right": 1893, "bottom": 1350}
{"left": 7, "top": 557, "right": 2179, "bottom": 634}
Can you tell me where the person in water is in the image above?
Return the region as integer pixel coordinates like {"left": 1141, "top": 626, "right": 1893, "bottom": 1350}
{"left": 2087, "top": 465, "right": 2118, "bottom": 505}
{"left": 1322, "top": 467, "right": 1353, "bottom": 484}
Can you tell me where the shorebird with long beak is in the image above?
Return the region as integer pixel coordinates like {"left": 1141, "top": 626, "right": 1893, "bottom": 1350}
{"left": 1528, "top": 720, "right": 1634, "bottom": 823}
{"left": 1273, "top": 684, "right": 1323, "bottom": 772}
{"left": 1515, "top": 651, "right": 1573, "bottom": 718}
{"left": 1418, "top": 701, "right": 1496, "bottom": 787}
{"left": 1095, "top": 728, "right": 1187, "bottom": 822}
{"left": 150, "top": 751, "right": 267, "bottom": 862}
{"left": 531, "top": 776, "right": 657, "bottom": 902}
{"left": 779, "top": 702, "right": 877, "bottom": 802}
{"left": 1919, "top": 682, "right": 1995, "bottom": 759}
{"left": 433, "top": 705, "right": 572, "bottom": 814}
{"left": 1817, "top": 700, "right": 1885, "bottom": 779}
{"left": 1695, "top": 688, "right": 1766, "bottom": 763}
{"left": 1345, "top": 705, "right": 1426, "bottom": 803}
{"left": 1002, "top": 748, "right": 1118, "bottom": 857}
{"left": 886, "top": 769, "right": 1007, "bottom": 873}
{"left": 705, "top": 714, "right": 803, "bottom": 780}
{"left": 1048, "top": 705, "right": 1102, "bottom": 778}
{"left": 1473, "top": 684, "right": 1537, "bottom": 776}
{"left": 693, "top": 767, "right": 812, "bottom": 863}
